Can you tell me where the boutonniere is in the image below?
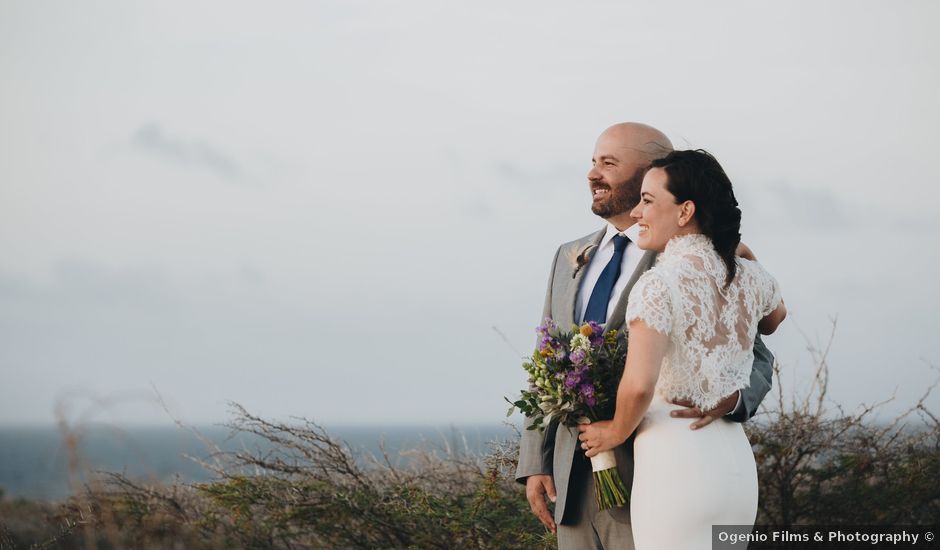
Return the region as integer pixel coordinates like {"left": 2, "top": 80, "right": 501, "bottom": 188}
{"left": 568, "top": 243, "right": 597, "bottom": 279}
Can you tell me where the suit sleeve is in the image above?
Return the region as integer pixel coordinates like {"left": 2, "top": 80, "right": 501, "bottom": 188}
{"left": 727, "top": 334, "right": 774, "bottom": 423}
{"left": 515, "top": 246, "right": 562, "bottom": 484}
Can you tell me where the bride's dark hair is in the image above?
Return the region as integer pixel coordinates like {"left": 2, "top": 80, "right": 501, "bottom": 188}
{"left": 648, "top": 149, "right": 742, "bottom": 287}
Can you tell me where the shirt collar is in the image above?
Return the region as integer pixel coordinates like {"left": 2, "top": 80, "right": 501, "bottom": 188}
{"left": 599, "top": 222, "right": 640, "bottom": 250}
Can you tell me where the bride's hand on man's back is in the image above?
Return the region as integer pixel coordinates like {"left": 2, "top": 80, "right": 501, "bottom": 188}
{"left": 735, "top": 242, "right": 756, "bottom": 261}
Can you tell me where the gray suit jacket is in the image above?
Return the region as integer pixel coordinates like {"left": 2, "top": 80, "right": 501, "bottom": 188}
{"left": 515, "top": 227, "right": 775, "bottom": 525}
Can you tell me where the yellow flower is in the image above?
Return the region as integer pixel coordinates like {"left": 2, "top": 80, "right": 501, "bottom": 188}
{"left": 579, "top": 324, "right": 593, "bottom": 337}
{"left": 604, "top": 330, "right": 618, "bottom": 345}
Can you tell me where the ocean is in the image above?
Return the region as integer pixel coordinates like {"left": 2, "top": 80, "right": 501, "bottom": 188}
{"left": 0, "top": 423, "right": 516, "bottom": 501}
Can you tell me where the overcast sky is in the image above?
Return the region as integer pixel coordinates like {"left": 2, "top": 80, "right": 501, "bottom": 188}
{"left": 1, "top": 0, "right": 938, "bottom": 426}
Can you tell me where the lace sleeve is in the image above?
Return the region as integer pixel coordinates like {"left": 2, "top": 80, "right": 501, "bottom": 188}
{"left": 754, "top": 262, "right": 782, "bottom": 317}
{"left": 625, "top": 270, "right": 673, "bottom": 335}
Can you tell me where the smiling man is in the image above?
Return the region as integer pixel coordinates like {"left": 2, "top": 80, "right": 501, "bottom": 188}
{"left": 516, "top": 122, "right": 776, "bottom": 549}
{"left": 588, "top": 123, "right": 663, "bottom": 226}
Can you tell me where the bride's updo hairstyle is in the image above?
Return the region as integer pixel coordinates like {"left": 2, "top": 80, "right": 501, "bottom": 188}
{"left": 648, "top": 149, "right": 742, "bottom": 287}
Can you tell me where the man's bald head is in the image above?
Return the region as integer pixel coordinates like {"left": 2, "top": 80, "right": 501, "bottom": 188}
{"left": 598, "top": 122, "right": 674, "bottom": 164}
{"left": 587, "top": 122, "right": 673, "bottom": 230}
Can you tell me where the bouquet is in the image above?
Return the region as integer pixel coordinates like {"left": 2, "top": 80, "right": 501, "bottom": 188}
{"left": 507, "top": 318, "right": 629, "bottom": 510}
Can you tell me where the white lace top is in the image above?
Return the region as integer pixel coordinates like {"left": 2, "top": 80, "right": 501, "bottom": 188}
{"left": 625, "top": 234, "right": 782, "bottom": 411}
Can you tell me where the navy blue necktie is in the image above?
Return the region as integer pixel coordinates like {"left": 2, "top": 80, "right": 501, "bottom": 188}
{"left": 582, "top": 234, "right": 629, "bottom": 324}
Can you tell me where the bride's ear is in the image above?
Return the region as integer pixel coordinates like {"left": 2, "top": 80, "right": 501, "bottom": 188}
{"left": 677, "top": 201, "right": 696, "bottom": 227}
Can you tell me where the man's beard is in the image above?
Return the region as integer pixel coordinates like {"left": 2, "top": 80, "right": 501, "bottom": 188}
{"left": 591, "top": 166, "right": 645, "bottom": 219}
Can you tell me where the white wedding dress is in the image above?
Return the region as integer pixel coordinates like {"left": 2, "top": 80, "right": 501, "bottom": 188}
{"left": 624, "top": 234, "right": 781, "bottom": 550}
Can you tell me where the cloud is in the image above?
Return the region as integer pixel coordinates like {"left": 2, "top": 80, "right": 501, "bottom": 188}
{"left": 456, "top": 193, "right": 493, "bottom": 219}
{"left": 492, "top": 159, "right": 583, "bottom": 190}
{"left": 237, "top": 262, "right": 266, "bottom": 285}
{"left": 735, "top": 180, "right": 854, "bottom": 232}
{"left": 131, "top": 124, "right": 242, "bottom": 182}
{"left": 0, "top": 260, "right": 182, "bottom": 326}
{"left": 738, "top": 179, "right": 937, "bottom": 236}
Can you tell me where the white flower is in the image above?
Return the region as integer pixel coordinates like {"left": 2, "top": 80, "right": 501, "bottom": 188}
{"left": 570, "top": 334, "right": 591, "bottom": 351}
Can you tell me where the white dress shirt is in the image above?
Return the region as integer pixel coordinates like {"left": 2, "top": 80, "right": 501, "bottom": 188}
{"left": 575, "top": 223, "right": 644, "bottom": 325}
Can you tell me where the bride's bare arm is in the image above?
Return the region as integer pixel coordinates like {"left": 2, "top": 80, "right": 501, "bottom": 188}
{"left": 578, "top": 320, "right": 669, "bottom": 456}
{"left": 758, "top": 300, "right": 786, "bottom": 335}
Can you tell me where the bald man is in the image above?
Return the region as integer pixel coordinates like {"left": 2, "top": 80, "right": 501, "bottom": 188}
{"left": 516, "top": 123, "right": 775, "bottom": 549}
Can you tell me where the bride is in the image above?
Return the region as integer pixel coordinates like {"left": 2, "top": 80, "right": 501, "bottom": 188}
{"left": 577, "top": 149, "right": 787, "bottom": 549}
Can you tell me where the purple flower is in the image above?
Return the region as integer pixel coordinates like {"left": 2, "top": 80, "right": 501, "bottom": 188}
{"left": 536, "top": 317, "right": 557, "bottom": 337}
{"left": 536, "top": 319, "right": 562, "bottom": 356}
{"left": 538, "top": 335, "right": 553, "bottom": 352}
{"left": 580, "top": 383, "right": 597, "bottom": 407}
{"left": 585, "top": 321, "right": 605, "bottom": 346}
{"left": 563, "top": 366, "right": 583, "bottom": 389}
{"left": 564, "top": 365, "right": 589, "bottom": 390}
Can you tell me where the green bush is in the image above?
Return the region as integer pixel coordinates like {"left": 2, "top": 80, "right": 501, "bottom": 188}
{"left": 2, "top": 343, "right": 937, "bottom": 549}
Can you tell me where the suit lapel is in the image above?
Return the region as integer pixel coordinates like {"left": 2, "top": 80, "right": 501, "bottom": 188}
{"left": 605, "top": 249, "right": 658, "bottom": 332}
{"left": 558, "top": 228, "right": 605, "bottom": 329}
